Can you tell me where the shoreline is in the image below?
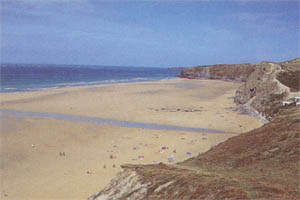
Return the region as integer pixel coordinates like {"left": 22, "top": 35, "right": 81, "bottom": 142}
{"left": 1, "top": 72, "right": 179, "bottom": 94}
{"left": 0, "top": 78, "right": 181, "bottom": 102}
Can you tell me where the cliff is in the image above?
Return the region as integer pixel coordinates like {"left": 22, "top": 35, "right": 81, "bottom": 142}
{"left": 89, "top": 59, "right": 300, "bottom": 200}
{"left": 234, "top": 59, "right": 300, "bottom": 120}
{"left": 180, "top": 63, "right": 256, "bottom": 82}
{"left": 181, "top": 59, "right": 300, "bottom": 121}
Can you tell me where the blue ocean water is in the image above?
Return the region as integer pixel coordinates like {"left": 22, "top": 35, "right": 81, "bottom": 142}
{"left": 0, "top": 63, "right": 181, "bottom": 93}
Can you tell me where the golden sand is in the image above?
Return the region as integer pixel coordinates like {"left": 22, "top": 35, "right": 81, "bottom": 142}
{"left": 0, "top": 79, "right": 263, "bottom": 199}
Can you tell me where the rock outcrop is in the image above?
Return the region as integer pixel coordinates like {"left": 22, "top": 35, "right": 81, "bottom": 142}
{"left": 90, "top": 163, "right": 250, "bottom": 200}
{"left": 89, "top": 59, "right": 300, "bottom": 200}
{"left": 180, "top": 64, "right": 256, "bottom": 82}
{"left": 234, "top": 59, "right": 300, "bottom": 120}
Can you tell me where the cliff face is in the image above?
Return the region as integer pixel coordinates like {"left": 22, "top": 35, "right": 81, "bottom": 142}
{"left": 180, "top": 59, "right": 300, "bottom": 121}
{"left": 180, "top": 64, "right": 256, "bottom": 82}
{"left": 89, "top": 59, "right": 300, "bottom": 200}
{"left": 234, "top": 59, "right": 300, "bottom": 120}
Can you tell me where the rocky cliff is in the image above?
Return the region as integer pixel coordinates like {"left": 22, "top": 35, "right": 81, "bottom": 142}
{"left": 89, "top": 59, "right": 300, "bottom": 200}
{"left": 181, "top": 59, "right": 300, "bottom": 121}
{"left": 234, "top": 59, "right": 300, "bottom": 120}
{"left": 180, "top": 63, "right": 256, "bottom": 82}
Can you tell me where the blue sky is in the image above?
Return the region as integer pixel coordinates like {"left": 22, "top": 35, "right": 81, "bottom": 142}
{"left": 1, "top": 0, "right": 299, "bottom": 67}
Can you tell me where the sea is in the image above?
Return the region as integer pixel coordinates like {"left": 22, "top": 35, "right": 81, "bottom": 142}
{"left": 0, "top": 63, "right": 181, "bottom": 93}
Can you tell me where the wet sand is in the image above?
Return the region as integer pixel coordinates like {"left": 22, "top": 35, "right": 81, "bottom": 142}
{"left": 0, "top": 79, "right": 263, "bottom": 199}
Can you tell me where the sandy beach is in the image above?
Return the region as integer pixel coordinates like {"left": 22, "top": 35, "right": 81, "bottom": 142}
{"left": 0, "top": 79, "right": 263, "bottom": 199}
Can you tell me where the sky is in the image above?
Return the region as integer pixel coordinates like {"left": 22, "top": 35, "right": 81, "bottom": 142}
{"left": 0, "top": 0, "right": 299, "bottom": 67}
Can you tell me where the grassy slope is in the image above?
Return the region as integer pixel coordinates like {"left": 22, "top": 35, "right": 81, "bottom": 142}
{"left": 181, "top": 106, "right": 300, "bottom": 199}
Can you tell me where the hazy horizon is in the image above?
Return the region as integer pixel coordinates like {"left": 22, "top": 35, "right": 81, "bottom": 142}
{"left": 1, "top": 57, "right": 299, "bottom": 69}
{"left": 1, "top": 0, "right": 299, "bottom": 67}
